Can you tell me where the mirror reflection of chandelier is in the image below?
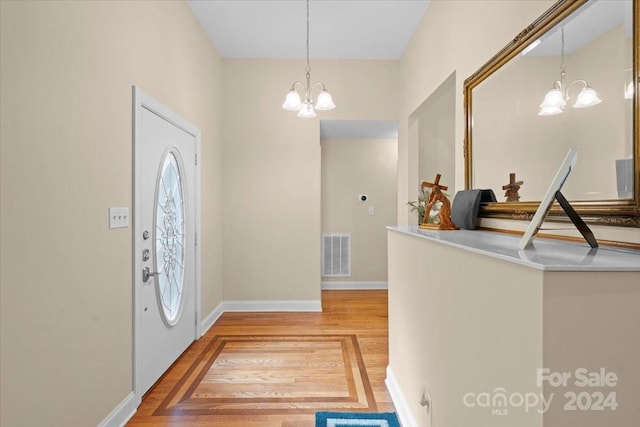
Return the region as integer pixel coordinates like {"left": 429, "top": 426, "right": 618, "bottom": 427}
{"left": 282, "top": 0, "right": 336, "bottom": 118}
{"left": 538, "top": 27, "right": 602, "bottom": 116}
{"left": 624, "top": 68, "right": 634, "bottom": 100}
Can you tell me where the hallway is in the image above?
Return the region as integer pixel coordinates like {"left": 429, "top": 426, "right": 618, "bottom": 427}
{"left": 127, "top": 290, "right": 394, "bottom": 426}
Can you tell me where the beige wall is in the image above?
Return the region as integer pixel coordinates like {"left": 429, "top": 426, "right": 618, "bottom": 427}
{"left": 321, "top": 138, "right": 397, "bottom": 283}
{"left": 222, "top": 59, "right": 398, "bottom": 300}
{"left": 388, "top": 230, "right": 544, "bottom": 427}
{"left": 543, "top": 272, "right": 640, "bottom": 427}
{"left": 0, "top": 1, "right": 224, "bottom": 426}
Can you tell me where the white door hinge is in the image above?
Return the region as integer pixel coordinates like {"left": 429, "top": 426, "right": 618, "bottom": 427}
{"left": 194, "top": 232, "right": 198, "bottom": 246}
{"left": 195, "top": 153, "right": 198, "bottom": 166}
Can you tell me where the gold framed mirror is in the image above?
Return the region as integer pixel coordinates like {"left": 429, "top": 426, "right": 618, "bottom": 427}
{"left": 464, "top": 0, "right": 639, "bottom": 227}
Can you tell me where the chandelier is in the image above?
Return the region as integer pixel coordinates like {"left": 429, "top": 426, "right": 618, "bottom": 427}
{"left": 282, "top": 0, "right": 335, "bottom": 118}
{"left": 538, "top": 27, "right": 601, "bottom": 116}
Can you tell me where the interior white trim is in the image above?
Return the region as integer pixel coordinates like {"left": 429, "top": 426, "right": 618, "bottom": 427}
{"left": 222, "top": 300, "right": 322, "bottom": 312}
{"left": 199, "top": 300, "right": 322, "bottom": 336}
{"left": 386, "top": 365, "right": 418, "bottom": 427}
{"left": 199, "top": 302, "right": 224, "bottom": 337}
{"left": 194, "top": 112, "right": 203, "bottom": 344}
{"left": 132, "top": 86, "right": 202, "bottom": 406}
{"left": 97, "top": 392, "right": 137, "bottom": 427}
{"left": 321, "top": 281, "right": 388, "bottom": 290}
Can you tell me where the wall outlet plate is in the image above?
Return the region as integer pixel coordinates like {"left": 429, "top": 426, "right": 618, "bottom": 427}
{"left": 109, "top": 207, "right": 129, "bottom": 229}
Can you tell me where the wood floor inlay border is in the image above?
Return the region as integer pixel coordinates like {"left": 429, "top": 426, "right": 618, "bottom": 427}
{"left": 153, "top": 334, "right": 377, "bottom": 416}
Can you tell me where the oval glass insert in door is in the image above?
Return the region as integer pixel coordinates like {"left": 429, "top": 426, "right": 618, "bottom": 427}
{"left": 154, "top": 150, "right": 186, "bottom": 326}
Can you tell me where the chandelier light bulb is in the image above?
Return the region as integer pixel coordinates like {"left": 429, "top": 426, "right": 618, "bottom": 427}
{"left": 625, "top": 81, "right": 634, "bottom": 100}
{"left": 540, "top": 88, "right": 567, "bottom": 110}
{"left": 538, "top": 105, "right": 564, "bottom": 116}
{"left": 573, "top": 87, "right": 602, "bottom": 108}
{"left": 282, "top": 90, "right": 302, "bottom": 111}
{"left": 315, "top": 90, "right": 336, "bottom": 111}
{"left": 297, "top": 102, "right": 317, "bottom": 118}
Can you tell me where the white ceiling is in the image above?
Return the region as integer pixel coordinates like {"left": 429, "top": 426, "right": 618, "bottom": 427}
{"left": 186, "top": 0, "right": 431, "bottom": 60}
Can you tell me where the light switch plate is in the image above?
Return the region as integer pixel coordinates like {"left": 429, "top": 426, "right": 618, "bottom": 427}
{"left": 109, "top": 207, "right": 129, "bottom": 229}
{"left": 368, "top": 207, "right": 375, "bottom": 216}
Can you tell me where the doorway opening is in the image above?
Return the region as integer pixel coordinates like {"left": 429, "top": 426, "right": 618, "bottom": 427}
{"left": 320, "top": 120, "right": 398, "bottom": 290}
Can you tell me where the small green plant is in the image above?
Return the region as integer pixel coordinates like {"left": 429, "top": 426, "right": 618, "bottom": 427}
{"left": 407, "top": 186, "right": 430, "bottom": 224}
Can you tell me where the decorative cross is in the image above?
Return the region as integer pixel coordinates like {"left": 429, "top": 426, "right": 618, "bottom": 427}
{"left": 502, "top": 173, "right": 524, "bottom": 202}
{"left": 421, "top": 173, "right": 448, "bottom": 192}
{"left": 418, "top": 173, "right": 458, "bottom": 230}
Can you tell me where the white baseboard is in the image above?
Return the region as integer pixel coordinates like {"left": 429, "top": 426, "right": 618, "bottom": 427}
{"left": 199, "top": 299, "right": 321, "bottom": 336}
{"left": 222, "top": 300, "right": 322, "bottom": 312}
{"left": 199, "top": 302, "right": 224, "bottom": 337}
{"left": 321, "top": 281, "right": 388, "bottom": 290}
{"left": 98, "top": 392, "right": 137, "bottom": 427}
{"left": 386, "top": 365, "right": 418, "bottom": 427}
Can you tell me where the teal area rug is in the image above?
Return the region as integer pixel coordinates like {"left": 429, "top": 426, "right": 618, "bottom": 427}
{"left": 315, "top": 411, "right": 401, "bottom": 427}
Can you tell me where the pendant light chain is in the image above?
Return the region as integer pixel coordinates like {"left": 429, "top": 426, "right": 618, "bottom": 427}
{"left": 306, "top": 0, "right": 311, "bottom": 74}
{"left": 560, "top": 27, "right": 566, "bottom": 78}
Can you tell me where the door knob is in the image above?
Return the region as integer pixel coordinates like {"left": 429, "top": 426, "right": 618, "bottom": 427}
{"left": 142, "top": 267, "right": 161, "bottom": 282}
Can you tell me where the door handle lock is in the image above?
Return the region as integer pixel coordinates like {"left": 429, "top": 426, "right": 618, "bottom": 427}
{"left": 142, "top": 267, "right": 161, "bottom": 282}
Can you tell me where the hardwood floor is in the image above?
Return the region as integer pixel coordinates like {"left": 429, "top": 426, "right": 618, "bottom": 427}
{"left": 127, "top": 290, "right": 395, "bottom": 427}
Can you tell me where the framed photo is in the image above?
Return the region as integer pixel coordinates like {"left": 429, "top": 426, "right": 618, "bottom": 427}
{"left": 519, "top": 148, "right": 578, "bottom": 249}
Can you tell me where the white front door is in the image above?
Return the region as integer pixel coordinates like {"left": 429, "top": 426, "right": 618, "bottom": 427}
{"left": 133, "top": 87, "right": 200, "bottom": 398}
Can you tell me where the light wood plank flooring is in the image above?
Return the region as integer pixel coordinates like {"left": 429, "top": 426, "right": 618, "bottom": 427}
{"left": 127, "top": 290, "right": 394, "bottom": 427}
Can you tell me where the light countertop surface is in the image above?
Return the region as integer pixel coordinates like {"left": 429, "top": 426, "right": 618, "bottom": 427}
{"left": 388, "top": 226, "right": 640, "bottom": 272}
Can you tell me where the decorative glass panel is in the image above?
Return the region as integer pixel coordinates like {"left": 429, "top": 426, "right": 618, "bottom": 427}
{"left": 155, "top": 152, "right": 185, "bottom": 325}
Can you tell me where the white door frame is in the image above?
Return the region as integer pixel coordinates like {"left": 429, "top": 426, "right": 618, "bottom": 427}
{"left": 132, "top": 86, "right": 201, "bottom": 406}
